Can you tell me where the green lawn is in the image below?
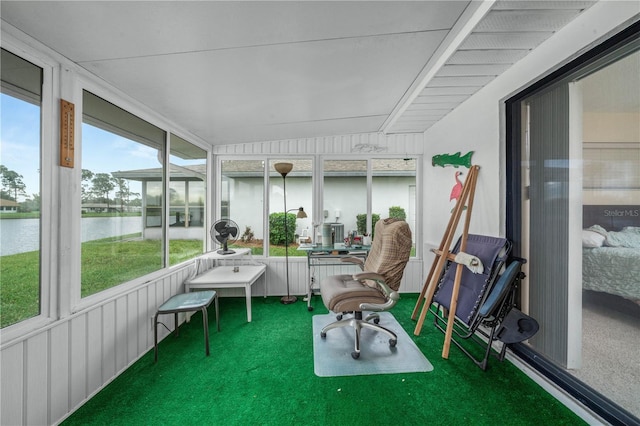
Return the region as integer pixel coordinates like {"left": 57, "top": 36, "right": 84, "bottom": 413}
{"left": 1, "top": 239, "right": 416, "bottom": 328}
{"left": 0, "top": 250, "right": 40, "bottom": 328}
{"left": 0, "top": 237, "right": 202, "bottom": 328}
{"left": 1, "top": 238, "right": 304, "bottom": 329}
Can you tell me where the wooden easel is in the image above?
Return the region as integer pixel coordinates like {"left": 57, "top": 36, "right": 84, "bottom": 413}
{"left": 411, "top": 165, "right": 479, "bottom": 358}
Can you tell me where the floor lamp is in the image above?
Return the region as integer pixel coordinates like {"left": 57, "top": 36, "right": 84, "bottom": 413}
{"left": 274, "top": 163, "right": 307, "bottom": 304}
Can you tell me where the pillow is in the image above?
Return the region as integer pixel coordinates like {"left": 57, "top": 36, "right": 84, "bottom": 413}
{"left": 582, "top": 229, "right": 605, "bottom": 248}
{"left": 586, "top": 224, "right": 608, "bottom": 236}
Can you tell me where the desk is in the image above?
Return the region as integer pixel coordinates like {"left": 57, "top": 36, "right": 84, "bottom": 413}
{"left": 185, "top": 264, "right": 266, "bottom": 322}
{"left": 298, "top": 244, "right": 370, "bottom": 311}
{"left": 154, "top": 290, "right": 218, "bottom": 362}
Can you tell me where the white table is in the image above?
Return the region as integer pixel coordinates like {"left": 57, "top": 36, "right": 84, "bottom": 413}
{"left": 185, "top": 264, "right": 266, "bottom": 322}
{"left": 196, "top": 247, "right": 252, "bottom": 262}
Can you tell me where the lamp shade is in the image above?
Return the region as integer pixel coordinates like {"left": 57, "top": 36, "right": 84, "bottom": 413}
{"left": 274, "top": 162, "right": 293, "bottom": 177}
{"left": 287, "top": 207, "right": 307, "bottom": 218}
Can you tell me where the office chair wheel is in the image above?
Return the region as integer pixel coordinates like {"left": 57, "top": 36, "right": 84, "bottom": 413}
{"left": 336, "top": 314, "right": 343, "bottom": 320}
{"left": 320, "top": 331, "right": 327, "bottom": 338}
{"left": 308, "top": 306, "right": 314, "bottom": 311}
{"left": 351, "top": 351, "right": 360, "bottom": 359}
{"left": 374, "top": 318, "right": 380, "bottom": 324}
{"left": 389, "top": 339, "right": 397, "bottom": 347}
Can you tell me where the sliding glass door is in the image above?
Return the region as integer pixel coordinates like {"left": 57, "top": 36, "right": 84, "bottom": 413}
{"left": 508, "top": 32, "right": 640, "bottom": 421}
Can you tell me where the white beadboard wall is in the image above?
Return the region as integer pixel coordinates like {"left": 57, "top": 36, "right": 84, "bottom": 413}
{"left": 212, "top": 132, "right": 425, "bottom": 155}
{"left": 0, "top": 264, "right": 193, "bottom": 426}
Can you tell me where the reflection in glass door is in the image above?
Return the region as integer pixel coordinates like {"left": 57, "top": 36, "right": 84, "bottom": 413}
{"left": 573, "top": 50, "right": 640, "bottom": 417}
{"left": 518, "top": 48, "right": 640, "bottom": 419}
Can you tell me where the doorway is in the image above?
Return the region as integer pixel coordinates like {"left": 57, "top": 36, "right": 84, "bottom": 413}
{"left": 506, "top": 23, "right": 640, "bottom": 424}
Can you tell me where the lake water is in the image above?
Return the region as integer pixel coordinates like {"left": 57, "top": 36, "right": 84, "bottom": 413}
{"left": 0, "top": 216, "right": 143, "bottom": 256}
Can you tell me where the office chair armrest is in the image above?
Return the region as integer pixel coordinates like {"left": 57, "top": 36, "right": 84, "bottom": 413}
{"left": 340, "top": 256, "right": 365, "bottom": 270}
{"left": 352, "top": 272, "right": 400, "bottom": 312}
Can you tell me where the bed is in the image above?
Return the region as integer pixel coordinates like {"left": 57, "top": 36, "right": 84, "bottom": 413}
{"left": 582, "top": 205, "right": 640, "bottom": 303}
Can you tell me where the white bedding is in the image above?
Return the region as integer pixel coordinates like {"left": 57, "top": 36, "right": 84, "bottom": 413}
{"left": 583, "top": 246, "right": 640, "bottom": 301}
{"left": 582, "top": 226, "right": 640, "bottom": 301}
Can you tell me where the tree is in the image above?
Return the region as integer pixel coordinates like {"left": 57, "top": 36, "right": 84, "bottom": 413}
{"left": 388, "top": 206, "right": 406, "bottom": 221}
{"left": 91, "top": 173, "right": 115, "bottom": 209}
{"left": 114, "top": 177, "right": 139, "bottom": 212}
{"left": 269, "top": 212, "right": 296, "bottom": 245}
{"left": 21, "top": 193, "right": 40, "bottom": 212}
{"left": 0, "top": 165, "right": 27, "bottom": 201}
{"left": 81, "top": 169, "right": 95, "bottom": 202}
{"left": 356, "top": 213, "right": 380, "bottom": 238}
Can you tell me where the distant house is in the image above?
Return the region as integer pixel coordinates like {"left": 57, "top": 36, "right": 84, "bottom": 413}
{"left": 0, "top": 198, "right": 19, "bottom": 213}
{"left": 113, "top": 164, "right": 206, "bottom": 240}
{"left": 81, "top": 203, "right": 119, "bottom": 213}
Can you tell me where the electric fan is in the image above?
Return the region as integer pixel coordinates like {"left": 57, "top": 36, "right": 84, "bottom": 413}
{"left": 211, "top": 219, "right": 239, "bottom": 255}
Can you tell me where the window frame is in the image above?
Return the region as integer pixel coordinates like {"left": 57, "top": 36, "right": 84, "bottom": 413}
{"left": 168, "top": 132, "right": 208, "bottom": 265}
{"left": 74, "top": 86, "right": 168, "bottom": 307}
{"left": 0, "top": 38, "right": 212, "bottom": 342}
{"left": 0, "top": 44, "right": 56, "bottom": 340}
{"left": 71, "top": 81, "right": 211, "bottom": 313}
{"left": 320, "top": 155, "right": 418, "bottom": 255}
{"left": 215, "top": 154, "right": 420, "bottom": 258}
{"left": 267, "top": 157, "right": 313, "bottom": 256}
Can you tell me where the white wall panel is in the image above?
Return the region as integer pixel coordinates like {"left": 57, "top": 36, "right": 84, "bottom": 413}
{"left": 1, "top": 344, "right": 24, "bottom": 425}
{"left": 156, "top": 279, "right": 171, "bottom": 337}
{"left": 252, "top": 257, "right": 424, "bottom": 297}
{"left": 86, "top": 308, "right": 103, "bottom": 396}
{"left": 402, "top": 260, "right": 425, "bottom": 293}
{"left": 101, "top": 302, "right": 116, "bottom": 382}
{"left": 69, "top": 316, "right": 87, "bottom": 411}
{"left": 137, "top": 287, "right": 150, "bottom": 352}
{"left": 50, "top": 323, "right": 70, "bottom": 423}
{"left": 115, "top": 298, "right": 128, "bottom": 373}
{"left": 26, "top": 333, "right": 48, "bottom": 426}
{"left": 127, "top": 292, "right": 139, "bottom": 364}
{"left": 1, "top": 263, "right": 194, "bottom": 425}
{"left": 213, "top": 132, "right": 425, "bottom": 156}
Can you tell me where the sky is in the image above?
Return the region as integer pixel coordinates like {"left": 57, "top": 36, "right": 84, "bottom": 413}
{"left": 1, "top": 94, "right": 41, "bottom": 200}
{"left": 1, "top": 93, "right": 200, "bottom": 203}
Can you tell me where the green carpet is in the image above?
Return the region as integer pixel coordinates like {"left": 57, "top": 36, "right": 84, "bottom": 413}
{"left": 63, "top": 294, "right": 585, "bottom": 425}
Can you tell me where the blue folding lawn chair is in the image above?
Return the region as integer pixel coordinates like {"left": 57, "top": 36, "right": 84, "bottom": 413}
{"left": 430, "top": 234, "right": 536, "bottom": 370}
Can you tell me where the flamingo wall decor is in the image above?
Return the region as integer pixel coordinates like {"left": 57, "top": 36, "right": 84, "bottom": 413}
{"left": 450, "top": 171, "right": 464, "bottom": 203}
{"left": 432, "top": 150, "right": 474, "bottom": 208}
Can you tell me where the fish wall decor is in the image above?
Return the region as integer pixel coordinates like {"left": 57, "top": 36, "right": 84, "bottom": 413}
{"left": 432, "top": 151, "right": 474, "bottom": 168}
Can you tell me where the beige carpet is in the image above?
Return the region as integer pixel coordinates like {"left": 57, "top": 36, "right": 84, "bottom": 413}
{"left": 570, "top": 292, "right": 640, "bottom": 418}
